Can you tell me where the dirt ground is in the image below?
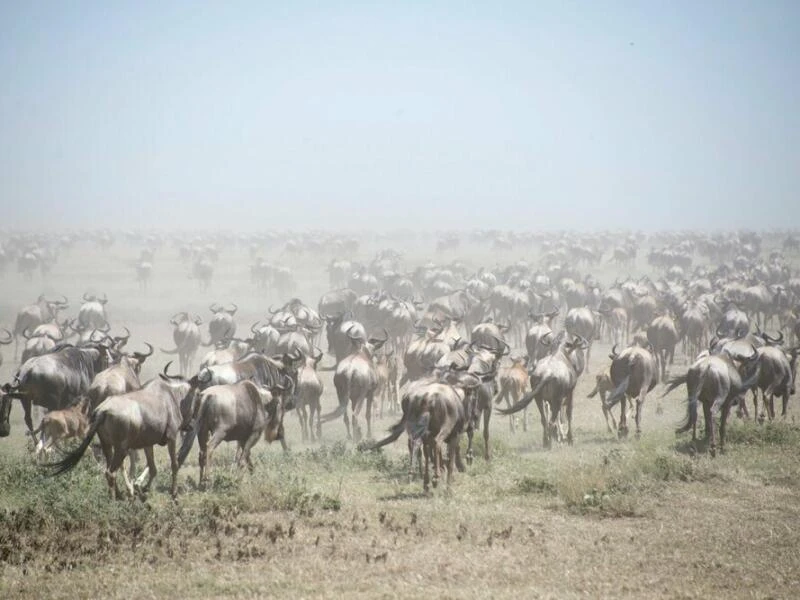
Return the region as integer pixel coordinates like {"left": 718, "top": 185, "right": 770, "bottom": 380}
{"left": 1, "top": 235, "right": 798, "bottom": 599}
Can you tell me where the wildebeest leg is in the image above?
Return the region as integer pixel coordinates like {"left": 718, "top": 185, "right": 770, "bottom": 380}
{"left": 239, "top": 430, "right": 260, "bottom": 473}
{"left": 536, "top": 398, "right": 549, "bottom": 449}
{"left": 422, "top": 439, "right": 431, "bottom": 493}
{"left": 703, "top": 399, "right": 716, "bottom": 457}
{"left": 297, "top": 402, "right": 308, "bottom": 442}
{"left": 431, "top": 439, "right": 442, "bottom": 489}
{"left": 780, "top": 390, "right": 789, "bottom": 419}
{"left": 342, "top": 409, "right": 352, "bottom": 440}
{"left": 767, "top": 392, "right": 776, "bottom": 421}
{"left": 446, "top": 437, "right": 458, "bottom": 487}
{"left": 565, "top": 393, "right": 574, "bottom": 446}
{"left": 634, "top": 391, "right": 645, "bottom": 439}
{"left": 198, "top": 429, "right": 210, "bottom": 486}
{"left": 483, "top": 407, "right": 491, "bottom": 460}
{"left": 107, "top": 446, "right": 130, "bottom": 499}
{"left": 21, "top": 399, "right": 37, "bottom": 445}
{"left": 165, "top": 438, "right": 179, "bottom": 498}
{"left": 313, "top": 400, "right": 322, "bottom": 441}
{"left": 618, "top": 396, "right": 629, "bottom": 439}
{"left": 719, "top": 400, "right": 733, "bottom": 455}
{"left": 136, "top": 446, "right": 157, "bottom": 493}
{"left": 365, "top": 394, "right": 374, "bottom": 440}
{"left": 203, "top": 430, "right": 226, "bottom": 485}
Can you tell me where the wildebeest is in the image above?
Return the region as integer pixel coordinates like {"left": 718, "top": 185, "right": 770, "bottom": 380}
{"left": 32, "top": 397, "right": 90, "bottom": 460}
{"left": 601, "top": 344, "right": 659, "bottom": 438}
{"left": 494, "top": 355, "right": 529, "bottom": 432}
{"left": 2, "top": 343, "right": 114, "bottom": 441}
{"left": 87, "top": 344, "right": 154, "bottom": 410}
{"left": 363, "top": 374, "right": 476, "bottom": 493}
{"left": 161, "top": 312, "right": 203, "bottom": 375}
{"left": 747, "top": 342, "right": 798, "bottom": 422}
{"left": 12, "top": 295, "right": 69, "bottom": 358}
{"left": 320, "top": 328, "right": 388, "bottom": 442}
{"left": 48, "top": 373, "right": 195, "bottom": 498}
{"left": 78, "top": 293, "right": 109, "bottom": 330}
{"left": 323, "top": 312, "right": 367, "bottom": 365}
{"left": 177, "top": 378, "right": 292, "bottom": 486}
{"left": 497, "top": 334, "right": 588, "bottom": 449}
{"left": 206, "top": 303, "right": 238, "bottom": 346}
{"left": 587, "top": 372, "right": 622, "bottom": 433}
{"left": 295, "top": 348, "right": 325, "bottom": 442}
{"left": 664, "top": 345, "right": 761, "bottom": 456}
{"left": 564, "top": 307, "right": 597, "bottom": 369}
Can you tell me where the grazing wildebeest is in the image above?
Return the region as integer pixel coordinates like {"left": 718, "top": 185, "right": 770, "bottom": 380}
{"left": 161, "top": 312, "right": 203, "bottom": 375}
{"left": 48, "top": 372, "right": 195, "bottom": 499}
{"left": 494, "top": 355, "right": 529, "bottom": 432}
{"left": 32, "top": 397, "right": 90, "bottom": 460}
{"left": 177, "top": 378, "right": 292, "bottom": 485}
{"left": 602, "top": 344, "right": 659, "bottom": 439}
{"left": 295, "top": 348, "right": 325, "bottom": 442}
{"left": 2, "top": 343, "right": 114, "bottom": 441}
{"left": 497, "top": 334, "right": 588, "bottom": 449}
{"left": 664, "top": 345, "right": 761, "bottom": 456}
{"left": 320, "top": 328, "right": 388, "bottom": 442}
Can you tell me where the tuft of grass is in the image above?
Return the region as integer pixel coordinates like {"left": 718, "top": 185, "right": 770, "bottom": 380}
{"left": 724, "top": 421, "right": 800, "bottom": 447}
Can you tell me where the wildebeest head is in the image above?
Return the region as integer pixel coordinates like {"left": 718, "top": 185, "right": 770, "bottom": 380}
{"left": 128, "top": 343, "right": 155, "bottom": 374}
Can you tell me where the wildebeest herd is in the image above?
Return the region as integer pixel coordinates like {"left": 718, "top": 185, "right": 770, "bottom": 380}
{"left": 0, "top": 228, "right": 798, "bottom": 498}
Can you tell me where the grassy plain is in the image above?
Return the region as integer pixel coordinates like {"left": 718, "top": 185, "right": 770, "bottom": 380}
{"left": 0, "top": 235, "right": 798, "bottom": 599}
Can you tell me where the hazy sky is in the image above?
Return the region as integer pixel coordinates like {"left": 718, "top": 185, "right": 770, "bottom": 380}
{"left": 1, "top": 2, "right": 798, "bottom": 231}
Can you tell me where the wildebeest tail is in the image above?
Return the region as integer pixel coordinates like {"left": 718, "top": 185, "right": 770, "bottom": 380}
{"left": 662, "top": 373, "right": 688, "bottom": 398}
{"left": 603, "top": 376, "right": 630, "bottom": 410}
{"left": 178, "top": 393, "right": 208, "bottom": 466}
{"left": 676, "top": 371, "right": 703, "bottom": 435}
{"left": 320, "top": 402, "right": 347, "bottom": 423}
{"left": 587, "top": 384, "right": 599, "bottom": 398}
{"left": 46, "top": 411, "right": 105, "bottom": 476}
{"left": 360, "top": 417, "right": 406, "bottom": 451}
{"left": 496, "top": 380, "right": 542, "bottom": 415}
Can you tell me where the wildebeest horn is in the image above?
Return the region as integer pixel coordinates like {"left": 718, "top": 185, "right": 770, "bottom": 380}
{"left": 162, "top": 361, "right": 183, "bottom": 380}
{"left": 114, "top": 326, "right": 131, "bottom": 342}
{"left": 193, "top": 315, "right": 203, "bottom": 325}
{"left": 0, "top": 329, "right": 12, "bottom": 345}
{"left": 133, "top": 343, "right": 154, "bottom": 360}
{"left": 762, "top": 330, "right": 784, "bottom": 345}
{"left": 346, "top": 324, "right": 361, "bottom": 340}
{"left": 21, "top": 328, "right": 33, "bottom": 340}
{"left": 609, "top": 344, "right": 619, "bottom": 359}
{"left": 268, "top": 305, "right": 280, "bottom": 314}
{"left": 715, "top": 324, "right": 725, "bottom": 338}
{"left": 492, "top": 335, "right": 510, "bottom": 355}
{"left": 227, "top": 303, "right": 238, "bottom": 315}
{"left": 83, "top": 292, "right": 93, "bottom": 302}
{"left": 55, "top": 294, "right": 69, "bottom": 306}
{"left": 170, "top": 311, "right": 187, "bottom": 326}
{"left": 540, "top": 331, "right": 553, "bottom": 346}
{"left": 209, "top": 302, "right": 222, "bottom": 313}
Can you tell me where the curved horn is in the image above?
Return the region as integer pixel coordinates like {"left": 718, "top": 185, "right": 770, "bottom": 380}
{"left": 0, "top": 328, "right": 12, "bottom": 344}
{"left": 491, "top": 335, "right": 511, "bottom": 356}
{"left": 250, "top": 321, "right": 261, "bottom": 334}
{"left": 540, "top": 331, "right": 553, "bottom": 346}
{"left": 162, "top": 361, "right": 183, "bottom": 380}
{"left": 227, "top": 303, "right": 238, "bottom": 315}
{"left": 82, "top": 292, "right": 93, "bottom": 302}
{"left": 209, "top": 302, "right": 221, "bottom": 313}
{"left": 763, "top": 330, "right": 784, "bottom": 345}
{"left": 268, "top": 305, "right": 280, "bottom": 314}
{"left": 133, "top": 342, "right": 154, "bottom": 359}
{"left": 715, "top": 323, "right": 725, "bottom": 338}
{"left": 114, "top": 326, "right": 131, "bottom": 342}
{"left": 21, "top": 328, "right": 33, "bottom": 340}
{"left": 193, "top": 314, "right": 203, "bottom": 325}
{"left": 56, "top": 294, "right": 68, "bottom": 306}
{"left": 169, "top": 311, "right": 186, "bottom": 326}
{"left": 346, "top": 324, "right": 361, "bottom": 340}
{"left": 610, "top": 343, "right": 619, "bottom": 358}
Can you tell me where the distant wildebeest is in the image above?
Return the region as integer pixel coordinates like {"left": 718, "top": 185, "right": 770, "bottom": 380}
{"left": 78, "top": 292, "right": 109, "bottom": 330}
{"left": 161, "top": 312, "right": 203, "bottom": 375}
{"left": 295, "top": 348, "right": 325, "bottom": 442}
{"left": 205, "top": 303, "right": 238, "bottom": 346}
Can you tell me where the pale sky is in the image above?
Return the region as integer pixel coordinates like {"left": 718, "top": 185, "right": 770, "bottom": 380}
{"left": 1, "top": 1, "right": 798, "bottom": 231}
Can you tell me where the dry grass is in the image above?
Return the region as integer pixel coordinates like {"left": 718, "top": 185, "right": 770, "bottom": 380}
{"left": 1, "top": 236, "right": 799, "bottom": 599}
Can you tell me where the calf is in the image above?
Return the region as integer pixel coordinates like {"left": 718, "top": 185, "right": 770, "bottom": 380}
{"left": 33, "top": 397, "right": 90, "bottom": 460}
{"left": 494, "top": 356, "right": 529, "bottom": 432}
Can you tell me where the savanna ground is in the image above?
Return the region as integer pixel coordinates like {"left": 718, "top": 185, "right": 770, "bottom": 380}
{"left": 1, "top": 234, "right": 798, "bottom": 599}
